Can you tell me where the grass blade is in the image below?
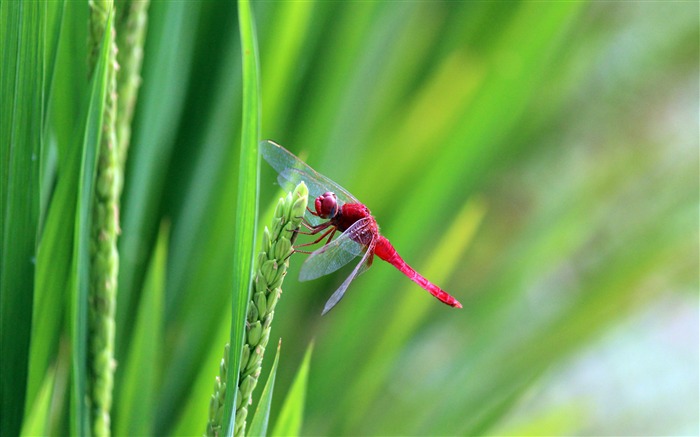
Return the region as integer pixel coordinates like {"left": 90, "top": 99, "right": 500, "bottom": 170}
{"left": 222, "top": 0, "right": 261, "bottom": 435}
{"left": 248, "top": 340, "right": 282, "bottom": 437}
{"left": 26, "top": 0, "right": 79, "bottom": 420}
{"left": 259, "top": 0, "right": 314, "bottom": 134}
{"left": 113, "top": 221, "right": 167, "bottom": 437}
{"left": 153, "top": 11, "right": 241, "bottom": 428}
{"left": 116, "top": 1, "right": 200, "bottom": 357}
{"left": 0, "top": 3, "right": 45, "bottom": 434}
{"left": 271, "top": 342, "right": 313, "bottom": 437}
{"left": 20, "top": 365, "right": 56, "bottom": 437}
{"left": 68, "top": 10, "right": 113, "bottom": 436}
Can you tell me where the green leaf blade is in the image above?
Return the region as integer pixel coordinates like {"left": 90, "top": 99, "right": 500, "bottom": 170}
{"left": 116, "top": 1, "right": 201, "bottom": 360}
{"left": 113, "top": 221, "right": 167, "bottom": 437}
{"left": 271, "top": 343, "right": 313, "bottom": 437}
{"left": 222, "top": 0, "right": 261, "bottom": 435}
{"left": 67, "top": 10, "right": 113, "bottom": 436}
{"left": 248, "top": 340, "right": 282, "bottom": 437}
{"left": 0, "top": 3, "right": 45, "bottom": 434}
{"left": 20, "top": 365, "right": 56, "bottom": 437}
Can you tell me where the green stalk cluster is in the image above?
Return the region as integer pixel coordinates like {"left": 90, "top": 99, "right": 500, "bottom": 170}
{"left": 206, "top": 344, "right": 230, "bottom": 437}
{"left": 87, "top": 1, "right": 118, "bottom": 436}
{"left": 206, "top": 182, "right": 309, "bottom": 437}
{"left": 88, "top": 0, "right": 113, "bottom": 77}
{"left": 115, "top": 0, "right": 149, "bottom": 171}
{"left": 88, "top": 1, "right": 149, "bottom": 436}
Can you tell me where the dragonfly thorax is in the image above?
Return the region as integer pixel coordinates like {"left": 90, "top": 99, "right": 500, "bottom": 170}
{"left": 315, "top": 191, "right": 339, "bottom": 219}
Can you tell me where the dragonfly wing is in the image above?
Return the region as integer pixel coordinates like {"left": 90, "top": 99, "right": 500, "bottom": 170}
{"left": 260, "top": 140, "right": 359, "bottom": 205}
{"left": 298, "top": 218, "right": 372, "bottom": 281}
{"left": 278, "top": 168, "right": 335, "bottom": 206}
{"left": 321, "top": 243, "right": 374, "bottom": 315}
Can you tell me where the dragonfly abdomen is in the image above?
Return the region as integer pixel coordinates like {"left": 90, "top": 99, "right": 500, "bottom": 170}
{"left": 374, "top": 236, "right": 462, "bottom": 308}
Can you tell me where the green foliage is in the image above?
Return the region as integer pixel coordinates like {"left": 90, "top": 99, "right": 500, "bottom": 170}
{"left": 2, "top": 1, "right": 698, "bottom": 436}
{"left": 271, "top": 343, "right": 313, "bottom": 437}
{"left": 222, "top": 0, "right": 262, "bottom": 435}
{"left": 113, "top": 221, "right": 166, "bottom": 436}
{"left": 248, "top": 340, "right": 282, "bottom": 437}
{"left": 20, "top": 365, "right": 56, "bottom": 437}
{"left": 0, "top": 3, "right": 46, "bottom": 434}
{"left": 234, "top": 183, "right": 308, "bottom": 436}
{"left": 208, "top": 182, "right": 308, "bottom": 437}
{"left": 69, "top": 11, "right": 113, "bottom": 436}
{"left": 87, "top": 2, "right": 119, "bottom": 435}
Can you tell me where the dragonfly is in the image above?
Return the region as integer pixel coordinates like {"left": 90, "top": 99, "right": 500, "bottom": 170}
{"left": 260, "top": 140, "right": 462, "bottom": 315}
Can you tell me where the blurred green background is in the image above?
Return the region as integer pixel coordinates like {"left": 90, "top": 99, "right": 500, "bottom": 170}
{"left": 7, "top": 1, "right": 699, "bottom": 435}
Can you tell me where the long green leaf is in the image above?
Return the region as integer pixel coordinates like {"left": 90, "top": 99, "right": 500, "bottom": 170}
{"left": 223, "top": 0, "right": 261, "bottom": 435}
{"left": 113, "top": 221, "right": 167, "bottom": 436}
{"left": 154, "top": 6, "right": 242, "bottom": 428}
{"left": 116, "top": 1, "right": 200, "bottom": 359}
{"left": 259, "top": 0, "right": 313, "bottom": 134}
{"left": 248, "top": 340, "right": 282, "bottom": 437}
{"left": 37, "top": 0, "right": 64, "bottom": 231}
{"left": 68, "top": 11, "right": 113, "bottom": 436}
{"left": 26, "top": 0, "right": 84, "bottom": 418}
{"left": 20, "top": 365, "right": 56, "bottom": 437}
{"left": 0, "top": 3, "right": 45, "bottom": 434}
{"left": 271, "top": 343, "right": 313, "bottom": 437}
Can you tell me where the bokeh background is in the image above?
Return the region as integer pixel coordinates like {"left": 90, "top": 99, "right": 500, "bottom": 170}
{"left": 14, "top": 1, "right": 700, "bottom": 436}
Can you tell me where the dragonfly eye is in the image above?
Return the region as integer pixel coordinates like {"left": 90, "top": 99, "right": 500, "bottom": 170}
{"left": 315, "top": 192, "right": 338, "bottom": 219}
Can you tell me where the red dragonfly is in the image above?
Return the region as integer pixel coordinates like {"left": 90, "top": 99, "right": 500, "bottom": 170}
{"left": 260, "top": 140, "right": 462, "bottom": 314}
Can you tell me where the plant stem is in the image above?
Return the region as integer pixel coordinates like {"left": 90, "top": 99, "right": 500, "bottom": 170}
{"left": 115, "top": 0, "right": 149, "bottom": 172}
{"left": 87, "top": 1, "right": 118, "bottom": 436}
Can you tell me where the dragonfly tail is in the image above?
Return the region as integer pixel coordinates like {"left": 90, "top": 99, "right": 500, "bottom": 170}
{"left": 375, "top": 236, "right": 462, "bottom": 308}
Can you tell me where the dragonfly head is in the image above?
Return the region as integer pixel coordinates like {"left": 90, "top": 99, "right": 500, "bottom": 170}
{"left": 315, "top": 191, "right": 339, "bottom": 219}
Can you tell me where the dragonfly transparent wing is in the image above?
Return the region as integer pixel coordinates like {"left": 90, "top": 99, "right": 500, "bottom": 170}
{"left": 260, "top": 140, "right": 359, "bottom": 205}
{"left": 299, "top": 218, "right": 372, "bottom": 281}
{"left": 321, "top": 242, "right": 375, "bottom": 315}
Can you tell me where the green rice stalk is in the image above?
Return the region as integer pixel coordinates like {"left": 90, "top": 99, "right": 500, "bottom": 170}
{"left": 115, "top": 0, "right": 149, "bottom": 172}
{"left": 88, "top": 1, "right": 118, "bottom": 436}
{"left": 206, "top": 182, "right": 309, "bottom": 437}
{"left": 88, "top": 0, "right": 113, "bottom": 78}
{"left": 205, "top": 344, "right": 229, "bottom": 437}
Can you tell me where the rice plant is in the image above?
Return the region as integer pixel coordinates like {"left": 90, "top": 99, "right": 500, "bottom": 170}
{"left": 1, "top": 1, "right": 697, "bottom": 436}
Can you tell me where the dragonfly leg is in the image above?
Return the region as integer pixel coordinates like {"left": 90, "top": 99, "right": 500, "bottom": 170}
{"left": 292, "top": 209, "right": 314, "bottom": 222}
{"left": 289, "top": 224, "right": 338, "bottom": 258}
{"left": 295, "top": 227, "right": 316, "bottom": 235}
{"left": 296, "top": 215, "right": 322, "bottom": 232}
{"left": 292, "top": 206, "right": 320, "bottom": 224}
{"left": 282, "top": 240, "right": 318, "bottom": 262}
{"left": 295, "top": 220, "right": 332, "bottom": 236}
{"left": 291, "top": 220, "right": 330, "bottom": 245}
{"left": 290, "top": 227, "right": 338, "bottom": 258}
{"left": 300, "top": 216, "right": 313, "bottom": 227}
{"left": 294, "top": 225, "right": 335, "bottom": 249}
{"left": 323, "top": 228, "right": 337, "bottom": 246}
{"left": 291, "top": 248, "right": 314, "bottom": 255}
{"left": 291, "top": 206, "right": 321, "bottom": 232}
